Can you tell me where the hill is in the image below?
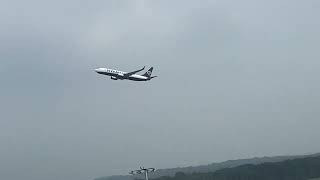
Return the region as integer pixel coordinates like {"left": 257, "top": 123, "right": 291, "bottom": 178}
{"left": 95, "top": 153, "right": 320, "bottom": 180}
{"left": 150, "top": 155, "right": 320, "bottom": 180}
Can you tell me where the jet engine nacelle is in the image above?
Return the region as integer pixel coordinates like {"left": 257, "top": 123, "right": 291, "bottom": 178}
{"left": 117, "top": 73, "right": 124, "bottom": 79}
{"left": 111, "top": 76, "right": 118, "bottom": 80}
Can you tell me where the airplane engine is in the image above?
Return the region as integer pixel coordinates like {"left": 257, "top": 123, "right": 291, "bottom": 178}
{"left": 117, "top": 73, "right": 124, "bottom": 80}
{"left": 111, "top": 76, "right": 118, "bottom": 80}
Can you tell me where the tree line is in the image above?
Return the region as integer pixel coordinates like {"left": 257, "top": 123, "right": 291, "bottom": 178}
{"left": 143, "top": 156, "right": 320, "bottom": 180}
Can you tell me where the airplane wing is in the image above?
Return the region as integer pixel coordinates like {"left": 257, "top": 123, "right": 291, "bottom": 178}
{"left": 123, "top": 66, "right": 145, "bottom": 78}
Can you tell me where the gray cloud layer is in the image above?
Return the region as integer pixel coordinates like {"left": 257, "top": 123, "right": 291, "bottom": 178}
{"left": 1, "top": 1, "right": 320, "bottom": 180}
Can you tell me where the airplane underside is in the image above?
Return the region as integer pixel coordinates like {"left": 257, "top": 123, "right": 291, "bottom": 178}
{"left": 110, "top": 76, "right": 147, "bottom": 81}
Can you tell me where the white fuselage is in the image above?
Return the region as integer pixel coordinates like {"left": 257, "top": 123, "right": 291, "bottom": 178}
{"left": 95, "top": 68, "right": 149, "bottom": 81}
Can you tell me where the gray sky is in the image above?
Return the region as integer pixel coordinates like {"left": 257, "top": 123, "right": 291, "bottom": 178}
{"left": 1, "top": 0, "right": 320, "bottom": 180}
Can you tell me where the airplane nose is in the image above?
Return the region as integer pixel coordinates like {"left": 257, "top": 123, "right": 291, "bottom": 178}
{"left": 94, "top": 68, "right": 99, "bottom": 73}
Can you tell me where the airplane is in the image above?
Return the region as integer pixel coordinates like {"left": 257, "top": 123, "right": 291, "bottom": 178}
{"left": 95, "top": 66, "right": 157, "bottom": 81}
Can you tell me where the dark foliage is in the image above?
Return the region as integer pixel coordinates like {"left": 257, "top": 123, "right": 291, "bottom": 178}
{"left": 149, "top": 156, "right": 320, "bottom": 180}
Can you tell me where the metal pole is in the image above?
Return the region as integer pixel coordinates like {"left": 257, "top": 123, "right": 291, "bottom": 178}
{"left": 145, "top": 170, "right": 149, "bottom": 180}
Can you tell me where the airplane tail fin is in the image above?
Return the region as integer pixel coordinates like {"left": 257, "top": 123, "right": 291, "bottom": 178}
{"left": 143, "top": 67, "right": 153, "bottom": 78}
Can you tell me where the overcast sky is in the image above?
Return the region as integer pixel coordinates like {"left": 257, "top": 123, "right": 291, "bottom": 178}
{"left": 1, "top": 0, "right": 320, "bottom": 180}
